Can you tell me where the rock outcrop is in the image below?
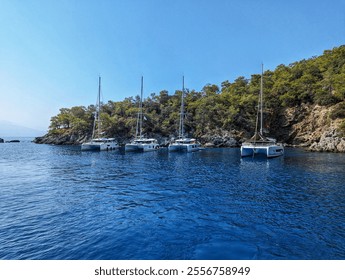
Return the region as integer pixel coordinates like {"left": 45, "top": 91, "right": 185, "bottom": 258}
{"left": 308, "top": 125, "right": 345, "bottom": 152}
{"left": 34, "top": 131, "right": 89, "bottom": 145}
{"left": 273, "top": 104, "right": 345, "bottom": 152}
{"left": 200, "top": 130, "right": 241, "bottom": 148}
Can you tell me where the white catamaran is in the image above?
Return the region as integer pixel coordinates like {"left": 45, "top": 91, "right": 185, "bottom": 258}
{"left": 81, "top": 77, "right": 119, "bottom": 151}
{"left": 168, "top": 76, "right": 201, "bottom": 152}
{"left": 125, "top": 76, "right": 160, "bottom": 152}
{"left": 241, "top": 65, "right": 284, "bottom": 158}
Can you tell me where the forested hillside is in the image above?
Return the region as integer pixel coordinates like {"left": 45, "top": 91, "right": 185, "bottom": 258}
{"left": 35, "top": 45, "right": 345, "bottom": 150}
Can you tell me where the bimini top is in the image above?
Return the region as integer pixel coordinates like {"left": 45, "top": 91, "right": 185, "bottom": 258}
{"left": 174, "top": 138, "right": 197, "bottom": 144}
{"left": 132, "top": 138, "right": 158, "bottom": 144}
{"left": 91, "top": 138, "right": 117, "bottom": 143}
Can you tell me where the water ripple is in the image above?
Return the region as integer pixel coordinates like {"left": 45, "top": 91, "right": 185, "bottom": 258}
{"left": 0, "top": 144, "right": 345, "bottom": 259}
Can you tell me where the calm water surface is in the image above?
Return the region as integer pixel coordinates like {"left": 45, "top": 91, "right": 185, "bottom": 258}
{"left": 0, "top": 140, "right": 344, "bottom": 259}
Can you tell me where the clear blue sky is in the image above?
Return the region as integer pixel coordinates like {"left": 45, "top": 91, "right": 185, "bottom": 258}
{"left": 1, "top": 0, "right": 344, "bottom": 131}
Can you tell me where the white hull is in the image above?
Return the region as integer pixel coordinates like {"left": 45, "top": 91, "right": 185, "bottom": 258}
{"left": 81, "top": 138, "right": 119, "bottom": 151}
{"left": 168, "top": 143, "right": 201, "bottom": 152}
{"left": 241, "top": 143, "right": 284, "bottom": 158}
{"left": 125, "top": 143, "right": 159, "bottom": 152}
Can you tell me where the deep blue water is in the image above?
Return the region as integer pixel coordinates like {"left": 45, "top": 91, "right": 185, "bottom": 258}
{"left": 0, "top": 140, "right": 344, "bottom": 260}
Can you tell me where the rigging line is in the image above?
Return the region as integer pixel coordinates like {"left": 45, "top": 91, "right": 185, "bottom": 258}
{"left": 135, "top": 76, "right": 144, "bottom": 140}
{"left": 140, "top": 76, "right": 143, "bottom": 139}
{"left": 260, "top": 63, "right": 264, "bottom": 136}
{"left": 254, "top": 90, "right": 260, "bottom": 144}
{"left": 98, "top": 76, "right": 102, "bottom": 138}
{"left": 179, "top": 76, "right": 185, "bottom": 139}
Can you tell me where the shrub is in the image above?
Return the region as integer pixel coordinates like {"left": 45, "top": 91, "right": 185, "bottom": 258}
{"left": 330, "top": 102, "right": 345, "bottom": 119}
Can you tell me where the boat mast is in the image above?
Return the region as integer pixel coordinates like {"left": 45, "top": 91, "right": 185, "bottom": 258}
{"left": 92, "top": 76, "right": 102, "bottom": 139}
{"left": 178, "top": 76, "right": 185, "bottom": 139}
{"left": 135, "top": 76, "right": 144, "bottom": 140}
{"left": 260, "top": 64, "right": 264, "bottom": 136}
{"left": 97, "top": 76, "right": 102, "bottom": 139}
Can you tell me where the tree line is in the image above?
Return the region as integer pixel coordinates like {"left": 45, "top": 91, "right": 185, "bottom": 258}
{"left": 48, "top": 45, "right": 345, "bottom": 141}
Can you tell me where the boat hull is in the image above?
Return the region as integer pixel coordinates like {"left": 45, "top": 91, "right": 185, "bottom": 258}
{"left": 168, "top": 143, "right": 201, "bottom": 152}
{"left": 241, "top": 144, "right": 284, "bottom": 158}
{"left": 125, "top": 143, "right": 160, "bottom": 152}
{"left": 81, "top": 140, "right": 119, "bottom": 151}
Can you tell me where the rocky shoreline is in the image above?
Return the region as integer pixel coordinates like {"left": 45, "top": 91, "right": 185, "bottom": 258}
{"left": 34, "top": 133, "right": 88, "bottom": 146}
{"left": 308, "top": 126, "right": 345, "bottom": 152}
{"left": 33, "top": 134, "right": 345, "bottom": 152}
{"left": 33, "top": 130, "right": 243, "bottom": 148}
{"left": 33, "top": 129, "right": 345, "bottom": 153}
{"left": 34, "top": 103, "right": 345, "bottom": 152}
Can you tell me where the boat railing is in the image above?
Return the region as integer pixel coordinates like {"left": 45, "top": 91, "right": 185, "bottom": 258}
{"left": 133, "top": 138, "right": 158, "bottom": 144}
{"left": 242, "top": 140, "right": 283, "bottom": 147}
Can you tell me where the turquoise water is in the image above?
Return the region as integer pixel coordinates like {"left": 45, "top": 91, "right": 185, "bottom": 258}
{"left": 0, "top": 140, "right": 344, "bottom": 259}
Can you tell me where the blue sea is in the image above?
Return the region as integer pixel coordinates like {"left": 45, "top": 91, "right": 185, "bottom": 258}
{"left": 0, "top": 139, "right": 344, "bottom": 260}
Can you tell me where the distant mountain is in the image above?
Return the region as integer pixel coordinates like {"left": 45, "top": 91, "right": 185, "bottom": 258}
{"left": 0, "top": 120, "right": 46, "bottom": 137}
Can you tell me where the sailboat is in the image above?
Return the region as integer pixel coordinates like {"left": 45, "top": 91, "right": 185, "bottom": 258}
{"left": 81, "top": 77, "right": 119, "bottom": 151}
{"left": 125, "top": 76, "right": 160, "bottom": 152}
{"left": 241, "top": 65, "right": 284, "bottom": 158}
{"left": 168, "top": 76, "right": 201, "bottom": 152}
